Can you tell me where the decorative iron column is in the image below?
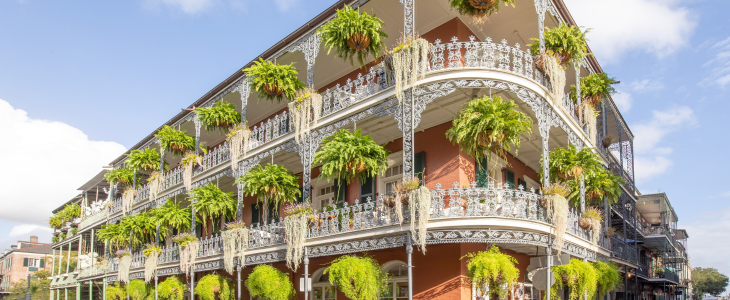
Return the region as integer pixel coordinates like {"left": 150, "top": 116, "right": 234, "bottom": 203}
{"left": 155, "top": 276, "right": 159, "bottom": 300}
{"left": 236, "top": 78, "right": 251, "bottom": 120}
{"left": 399, "top": 0, "right": 415, "bottom": 40}
{"left": 399, "top": 0, "right": 416, "bottom": 180}
{"left": 237, "top": 183, "right": 244, "bottom": 222}
{"left": 534, "top": 0, "right": 548, "bottom": 51}
{"left": 194, "top": 116, "right": 202, "bottom": 155}
{"left": 546, "top": 243, "right": 552, "bottom": 300}
{"left": 304, "top": 248, "right": 309, "bottom": 300}
{"left": 406, "top": 233, "right": 413, "bottom": 300}
{"left": 298, "top": 136, "right": 313, "bottom": 200}
{"left": 237, "top": 264, "right": 242, "bottom": 300}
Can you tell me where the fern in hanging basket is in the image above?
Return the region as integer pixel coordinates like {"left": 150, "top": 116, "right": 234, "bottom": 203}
{"left": 567, "top": 167, "right": 624, "bottom": 207}
{"left": 189, "top": 182, "right": 237, "bottom": 235}
{"left": 448, "top": 0, "right": 516, "bottom": 19}
{"left": 243, "top": 58, "right": 305, "bottom": 103}
{"left": 151, "top": 198, "right": 194, "bottom": 236}
{"left": 60, "top": 203, "right": 82, "bottom": 222}
{"left": 97, "top": 223, "right": 129, "bottom": 251}
{"left": 314, "top": 129, "right": 390, "bottom": 185}
{"left": 245, "top": 265, "right": 296, "bottom": 300}
{"left": 105, "top": 167, "right": 135, "bottom": 186}
{"left": 569, "top": 72, "right": 617, "bottom": 107}
{"left": 446, "top": 95, "right": 533, "bottom": 168}
{"left": 119, "top": 212, "right": 157, "bottom": 248}
{"left": 125, "top": 148, "right": 164, "bottom": 173}
{"left": 594, "top": 261, "right": 621, "bottom": 297}
{"left": 551, "top": 259, "right": 598, "bottom": 300}
{"left": 48, "top": 214, "right": 64, "bottom": 230}
{"left": 195, "top": 274, "right": 235, "bottom": 300}
{"left": 195, "top": 101, "right": 242, "bottom": 133}
{"left": 318, "top": 5, "right": 388, "bottom": 67}
{"left": 546, "top": 145, "right": 601, "bottom": 182}
{"left": 462, "top": 245, "right": 520, "bottom": 300}
{"left": 529, "top": 24, "right": 590, "bottom": 66}
{"left": 155, "top": 125, "right": 195, "bottom": 156}
{"left": 237, "top": 164, "right": 301, "bottom": 220}
{"left": 325, "top": 255, "right": 389, "bottom": 300}
{"left": 158, "top": 276, "right": 186, "bottom": 300}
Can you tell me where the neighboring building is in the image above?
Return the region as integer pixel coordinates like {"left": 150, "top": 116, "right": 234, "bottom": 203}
{"left": 0, "top": 236, "right": 52, "bottom": 299}
{"left": 47, "top": 1, "right": 690, "bottom": 300}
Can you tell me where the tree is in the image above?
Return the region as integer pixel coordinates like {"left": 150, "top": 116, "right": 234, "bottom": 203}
{"left": 7, "top": 277, "right": 52, "bottom": 300}
{"left": 693, "top": 267, "right": 729, "bottom": 299}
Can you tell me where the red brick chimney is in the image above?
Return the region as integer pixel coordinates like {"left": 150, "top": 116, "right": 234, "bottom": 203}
{"left": 30, "top": 236, "right": 38, "bottom": 243}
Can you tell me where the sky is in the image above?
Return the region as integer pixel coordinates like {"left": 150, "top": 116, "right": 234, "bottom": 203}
{"left": 0, "top": 0, "right": 728, "bottom": 287}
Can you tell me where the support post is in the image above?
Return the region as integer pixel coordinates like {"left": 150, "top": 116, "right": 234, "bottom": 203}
{"left": 52, "top": 249, "right": 56, "bottom": 277}
{"left": 90, "top": 229, "right": 95, "bottom": 269}
{"left": 76, "top": 283, "right": 80, "bottom": 300}
{"left": 190, "top": 270, "right": 195, "bottom": 300}
{"left": 406, "top": 233, "right": 413, "bottom": 300}
{"left": 194, "top": 116, "right": 201, "bottom": 155}
{"left": 237, "top": 183, "right": 244, "bottom": 222}
{"left": 65, "top": 287, "right": 68, "bottom": 300}
{"left": 546, "top": 244, "right": 552, "bottom": 300}
{"left": 66, "top": 243, "right": 71, "bottom": 274}
{"left": 237, "top": 264, "right": 242, "bottom": 300}
{"left": 89, "top": 280, "right": 93, "bottom": 300}
{"left": 155, "top": 276, "right": 158, "bottom": 300}
{"left": 103, "top": 277, "right": 107, "bottom": 300}
{"left": 304, "top": 248, "right": 309, "bottom": 300}
{"left": 534, "top": 0, "right": 547, "bottom": 51}
{"left": 579, "top": 174, "right": 586, "bottom": 213}
{"left": 159, "top": 147, "right": 166, "bottom": 173}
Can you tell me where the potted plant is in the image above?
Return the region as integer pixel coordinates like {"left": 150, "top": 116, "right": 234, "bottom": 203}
{"left": 106, "top": 282, "right": 127, "bottom": 300}
{"left": 593, "top": 261, "right": 621, "bottom": 297}
{"left": 604, "top": 227, "right": 617, "bottom": 238}
{"left": 383, "top": 177, "right": 420, "bottom": 225}
{"left": 226, "top": 123, "right": 252, "bottom": 172}
{"left": 115, "top": 249, "right": 132, "bottom": 283}
{"left": 383, "top": 35, "right": 430, "bottom": 103}
{"left": 551, "top": 259, "right": 598, "bottom": 300}
{"left": 462, "top": 245, "right": 520, "bottom": 299}
{"left": 575, "top": 167, "right": 624, "bottom": 206}
{"left": 142, "top": 243, "right": 162, "bottom": 283}
{"left": 237, "top": 164, "right": 301, "bottom": 222}
{"left": 602, "top": 135, "right": 616, "bottom": 148}
{"left": 155, "top": 125, "right": 195, "bottom": 156}
{"left": 447, "top": 0, "right": 516, "bottom": 22}
{"left": 570, "top": 72, "right": 617, "bottom": 108}
{"left": 288, "top": 88, "right": 323, "bottom": 142}
{"left": 48, "top": 214, "right": 64, "bottom": 230}
{"left": 97, "top": 223, "right": 129, "bottom": 251}
{"left": 127, "top": 279, "right": 152, "bottom": 300}
{"left": 151, "top": 198, "right": 193, "bottom": 240}
{"left": 547, "top": 145, "right": 601, "bottom": 181}
{"left": 221, "top": 221, "right": 249, "bottom": 274}
{"left": 195, "top": 274, "right": 235, "bottom": 300}
{"left": 579, "top": 206, "right": 603, "bottom": 245}
{"left": 245, "top": 265, "right": 296, "bottom": 300}
{"left": 446, "top": 95, "right": 533, "bottom": 171}
{"left": 189, "top": 182, "right": 237, "bottom": 235}
{"left": 541, "top": 183, "right": 570, "bottom": 255}
{"left": 181, "top": 151, "right": 203, "bottom": 191}
{"left": 125, "top": 148, "right": 163, "bottom": 174}
{"left": 172, "top": 233, "right": 198, "bottom": 276}
{"left": 119, "top": 212, "right": 157, "bottom": 248}
{"left": 528, "top": 24, "right": 589, "bottom": 102}
{"left": 325, "top": 255, "right": 389, "bottom": 300}
{"left": 158, "top": 276, "right": 186, "bottom": 300}
{"left": 195, "top": 101, "right": 242, "bottom": 133}
{"left": 318, "top": 5, "right": 388, "bottom": 68}
{"left": 243, "top": 58, "right": 305, "bottom": 103}
{"left": 314, "top": 129, "right": 390, "bottom": 193}
{"left": 283, "top": 203, "right": 313, "bottom": 271}
{"left": 105, "top": 167, "right": 135, "bottom": 186}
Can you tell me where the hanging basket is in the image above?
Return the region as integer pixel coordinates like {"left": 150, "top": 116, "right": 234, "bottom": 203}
{"left": 557, "top": 166, "right": 583, "bottom": 180}
{"left": 216, "top": 120, "right": 231, "bottom": 128}
{"left": 383, "top": 193, "right": 410, "bottom": 208}
{"left": 70, "top": 222, "right": 79, "bottom": 228}
{"left": 557, "top": 51, "right": 573, "bottom": 66}
{"left": 170, "top": 143, "right": 188, "bottom": 153}
{"left": 347, "top": 32, "right": 371, "bottom": 51}
{"left": 579, "top": 217, "right": 593, "bottom": 230}
{"left": 582, "top": 93, "right": 602, "bottom": 108}
{"left": 604, "top": 227, "right": 617, "bottom": 238}
{"left": 535, "top": 55, "right": 546, "bottom": 73}
{"left": 602, "top": 136, "right": 615, "bottom": 148}
{"left": 346, "top": 161, "right": 368, "bottom": 174}
{"left": 263, "top": 83, "right": 284, "bottom": 97}
{"left": 477, "top": 130, "right": 506, "bottom": 148}
{"left": 586, "top": 190, "right": 603, "bottom": 200}
{"left": 469, "top": 0, "right": 497, "bottom": 9}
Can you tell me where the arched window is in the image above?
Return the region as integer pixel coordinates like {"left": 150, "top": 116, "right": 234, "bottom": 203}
{"left": 381, "top": 260, "right": 409, "bottom": 300}
{"left": 311, "top": 267, "right": 337, "bottom": 300}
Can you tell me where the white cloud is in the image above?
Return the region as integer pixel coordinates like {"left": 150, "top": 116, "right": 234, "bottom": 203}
{"left": 273, "top": 0, "right": 298, "bottom": 11}
{"left": 684, "top": 207, "right": 730, "bottom": 279}
{"left": 0, "top": 99, "right": 126, "bottom": 225}
{"left": 563, "top": 0, "right": 696, "bottom": 63}
{"left": 612, "top": 89, "right": 633, "bottom": 111}
{"left": 699, "top": 37, "right": 730, "bottom": 87}
{"left": 9, "top": 224, "right": 51, "bottom": 237}
{"left": 629, "top": 79, "right": 665, "bottom": 93}
{"left": 631, "top": 106, "right": 697, "bottom": 181}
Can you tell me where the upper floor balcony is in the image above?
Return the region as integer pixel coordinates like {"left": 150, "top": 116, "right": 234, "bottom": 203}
{"left": 637, "top": 193, "right": 684, "bottom": 253}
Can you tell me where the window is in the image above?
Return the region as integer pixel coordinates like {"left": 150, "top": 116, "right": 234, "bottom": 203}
{"left": 378, "top": 152, "right": 404, "bottom": 199}
{"left": 310, "top": 268, "right": 337, "bottom": 300}
{"left": 475, "top": 156, "right": 507, "bottom": 188}
{"left": 316, "top": 185, "right": 336, "bottom": 210}
{"left": 24, "top": 258, "right": 39, "bottom": 268}
{"left": 381, "top": 261, "right": 409, "bottom": 300}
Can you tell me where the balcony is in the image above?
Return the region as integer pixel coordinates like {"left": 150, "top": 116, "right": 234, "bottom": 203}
{"left": 610, "top": 236, "right": 638, "bottom": 264}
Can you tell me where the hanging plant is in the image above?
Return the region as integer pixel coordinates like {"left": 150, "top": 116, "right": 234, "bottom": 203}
{"left": 547, "top": 145, "right": 601, "bottom": 182}
{"left": 283, "top": 203, "right": 313, "bottom": 271}
{"left": 529, "top": 24, "right": 590, "bottom": 67}
{"left": 195, "top": 274, "right": 235, "bottom": 300}
{"left": 462, "top": 245, "right": 520, "bottom": 299}
{"left": 147, "top": 171, "right": 166, "bottom": 201}
{"left": 158, "top": 276, "right": 186, "bottom": 300}
{"left": 383, "top": 35, "right": 430, "bottom": 103}
{"left": 383, "top": 177, "right": 419, "bottom": 224}
{"left": 172, "top": 233, "right": 198, "bottom": 276}
{"left": 189, "top": 182, "right": 237, "bottom": 235}
{"left": 567, "top": 167, "right": 624, "bottom": 207}
{"left": 97, "top": 223, "right": 129, "bottom": 251}
{"left": 156, "top": 125, "right": 195, "bottom": 156}
{"left": 60, "top": 203, "right": 82, "bottom": 223}
{"left": 448, "top": 0, "right": 516, "bottom": 23}
{"left": 180, "top": 151, "right": 203, "bottom": 191}
{"left": 119, "top": 212, "right": 157, "bottom": 248}
{"left": 221, "top": 221, "right": 249, "bottom": 274}
{"left": 409, "top": 184, "right": 433, "bottom": 254}
{"left": 143, "top": 243, "right": 162, "bottom": 283}
{"left": 580, "top": 206, "right": 603, "bottom": 245}
{"left": 243, "top": 58, "right": 306, "bottom": 103}
{"left": 318, "top": 5, "right": 388, "bottom": 67}
{"left": 446, "top": 95, "right": 533, "bottom": 170}
{"left": 106, "top": 282, "right": 127, "bottom": 300}
{"left": 245, "top": 265, "right": 296, "bottom": 300}
{"left": 314, "top": 129, "right": 390, "bottom": 186}
{"left": 594, "top": 261, "right": 621, "bottom": 297}
{"left": 237, "top": 164, "right": 301, "bottom": 221}
{"left": 551, "top": 258, "right": 598, "bottom": 300}
{"left": 227, "top": 123, "right": 252, "bottom": 173}
{"left": 116, "top": 249, "right": 132, "bottom": 284}
{"left": 151, "top": 198, "right": 194, "bottom": 238}
{"left": 105, "top": 167, "right": 135, "bottom": 186}
{"left": 325, "top": 255, "right": 389, "bottom": 300}
{"left": 48, "top": 214, "right": 65, "bottom": 230}
{"left": 575, "top": 101, "right": 598, "bottom": 142}
{"left": 126, "top": 148, "right": 163, "bottom": 174}
{"left": 195, "top": 101, "right": 242, "bottom": 133}
{"left": 288, "top": 89, "right": 323, "bottom": 143}
{"left": 127, "top": 279, "right": 152, "bottom": 300}
{"left": 541, "top": 183, "right": 570, "bottom": 255}
{"left": 569, "top": 72, "right": 617, "bottom": 108}
{"left": 122, "top": 186, "right": 137, "bottom": 215}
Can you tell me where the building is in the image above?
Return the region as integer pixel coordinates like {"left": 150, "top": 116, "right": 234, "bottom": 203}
{"left": 46, "top": 1, "right": 690, "bottom": 300}
{"left": 0, "top": 236, "right": 53, "bottom": 299}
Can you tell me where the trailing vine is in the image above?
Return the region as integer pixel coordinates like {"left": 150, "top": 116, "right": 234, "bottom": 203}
{"left": 226, "top": 123, "right": 251, "bottom": 173}
{"left": 243, "top": 58, "right": 306, "bottom": 103}
{"left": 580, "top": 206, "right": 603, "bottom": 245}
{"left": 116, "top": 250, "right": 132, "bottom": 284}
{"left": 195, "top": 274, "right": 234, "bottom": 300}
{"left": 462, "top": 245, "right": 520, "bottom": 300}
{"left": 288, "top": 89, "right": 323, "bottom": 143}
{"left": 542, "top": 183, "right": 570, "bottom": 255}
{"left": 143, "top": 244, "right": 162, "bottom": 283}
{"left": 245, "top": 265, "right": 296, "bottom": 300}
{"left": 180, "top": 151, "right": 202, "bottom": 192}
{"left": 318, "top": 5, "right": 388, "bottom": 67}
{"left": 551, "top": 258, "right": 598, "bottom": 300}
{"left": 409, "top": 185, "right": 432, "bottom": 253}
{"left": 237, "top": 164, "right": 301, "bottom": 221}
{"left": 121, "top": 186, "right": 136, "bottom": 215}
{"left": 221, "top": 221, "right": 249, "bottom": 274}
{"left": 314, "top": 129, "right": 390, "bottom": 186}
{"left": 594, "top": 261, "right": 621, "bottom": 297}
{"left": 173, "top": 233, "right": 198, "bottom": 275}
{"left": 325, "top": 255, "right": 389, "bottom": 300}
{"left": 147, "top": 171, "right": 165, "bottom": 201}
{"left": 384, "top": 36, "right": 430, "bottom": 104}
{"left": 283, "top": 203, "right": 313, "bottom": 271}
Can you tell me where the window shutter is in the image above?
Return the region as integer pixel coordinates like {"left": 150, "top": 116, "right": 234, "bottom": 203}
{"left": 517, "top": 178, "right": 527, "bottom": 191}
{"left": 23, "top": 258, "right": 28, "bottom": 267}
{"left": 476, "top": 157, "right": 488, "bottom": 188}
{"left": 359, "top": 176, "right": 375, "bottom": 203}
{"left": 414, "top": 151, "right": 426, "bottom": 186}
{"left": 334, "top": 178, "right": 346, "bottom": 206}
{"left": 296, "top": 187, "right": 304, "bottom": 204}
{"left": 39, "top": 259, "right": 45, "bottom": 268}
{"left": 504, "top": 169, "right": 515, "bottom": 189}
{"left": 195, "top": 222, "right": 203, "bottom": 239}
{"left": 251, "top": 203, "right": 261, "bottom": 226}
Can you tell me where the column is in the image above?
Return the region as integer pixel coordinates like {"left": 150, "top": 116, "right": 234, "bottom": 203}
{"left": 65, "top": 287, "right": 68, "bottom": 300}
{"left": 89, "top": 281, "right": 93, "bottom": 300}
{"left": 546, "top": 244, "right": 552, "bottom": 300}
{"left": 76, "top": 282, "right": 81, "bottom": 300}
{"left": 155, "top": 275, "right": 159, "bottom": 300}
{"left": 90, "top": 229, "right": 95, "bottom": 269}
{"left": 236, "top": 183, "right": 244, "bottom": 222}
{"left": 66, "top": 243, "right": 71, "bottom": 274}
{"left": 103, "top": 277, "right": 107, "bottom": 300}
{"left": 237, "top": 264, "right": 242, "bottom": 300}
{"left": 77, "top": 235, "right": 83, "bottom": 273}
{"left": 194, "top": 116, "right": 201, "bottom": 155}
{"left": 52, "top": 249, "right": 56, "bottom": 277}
{"left": 534, "top": 0, "right": 547, "bottom": 51}
{"left": 406, "top": 233, "right": 413, "bottom": 300}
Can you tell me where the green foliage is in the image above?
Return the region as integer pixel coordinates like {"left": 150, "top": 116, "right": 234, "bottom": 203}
{"left": 119, "top": 212, "right": 157, "bottom": 248}
{"left": 61, "top": 203, "right": 82, "bottom": 222}
{"left": 106, "top": 282, "right": 127, "bottom": 300}
{"left": 195, "top": 274, "right": 234, "bottom": 300}
{"left": 568, "top": 167, "right": 624, "bottom": 206}
{"left": 446, "top": 95, "right": 533, "bottom": 167}
{"left": 243, "top": 58, "right": 305, "bottom": 103}
{"left": 7, "top": 277, "right": 51, "bottom": 300}
{"left": 594, "top": 261, "right": 621, "bottom": 297}
{"left": 314, "top": 129, "right": 390, "bottom": 185}
{"left": 245, "top": 265, "right": 295, "bottom": 300}
{"left": 70, "top": 228, "right": 78, "bottom": 235}
{"left": 546, "top": 145, "right": 601, "bottom": 183}
{"left": 448, "top": 0, "right": 515, "bottom": 17}
{"left": 237, "top": 164, "right": 300, "bottom": 215}
{"left": 97, "top": 222, "right": 129, "bottom": 250}
{"left": 569, "top": 72, "right": 617, "bottom": 103}
{"left": 195, "top": 101, "right": 242, "bottom": 133}
{"left": 172, "top": 233, "right": 197, "bottom": 247}
{"left": 48, "top": 214, "right": 64, "bottom": 230}
{"left": 126, "top": 148, "right": 163, "bottom": 173}
{"left": 462, "top": 245, "right": 520, "bottom": 299}
{"left": 151, "top": 198, "right": 193, "bottom": 234}
{"left": 158, "top": 276, "right": 186, "bottom": 300}
{"left": 189, "top": 183, "right": 237, "bottom": 235}
{"left": 318, "top": 5, "right": 388, "bottom": 67}
{"left": 325, "top": 255, "right": 389, "bottom": 300}
{"left": 33, "top": 270, "right": 51, "bottom": 279}
{"left": 693, "top": 267, "right": 729, "bottom": 299}
{"left": 105, "top": 167, "right": 135, "bottom": 186}
{"left": 52, "top": 236, "right": 60, "bottom": 243}
{"left": 155, "top": 125, "right": 195, "bottom": 156}
{"left": 529, "top": 24, "right": 590, "bottom": 64}
{"left": 127, "top": 279, "right": 151, "bottom": 300}
{"left": 551, "top": 259, "right": 598, "bottom": 300}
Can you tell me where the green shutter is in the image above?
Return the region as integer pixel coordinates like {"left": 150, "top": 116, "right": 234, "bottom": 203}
{"left": 360, "top": 176, "right": 374, "bottom": 203}
{"left": 476, "top": 157, "right": 488, "bottom": 188}
{"left": 251, "top": 203, "right": 261, "bottom": 225}
{"left": 414, "top": 151, "right": 426, "bottom": 186}
{"left": 23, "top": 258, "right": 28, "bottom": 267}
{"left": 518, "top": 178, "right": 527, "bottom": 191}
{"left": 39, "top": 260, "right": 45, "bottom": 268}
{"left": 296, "top": 187, "right": 304, "bottom": 204}
{"left": 335, "top": 178, "right": 346, "bottom": 205}
{"left": 195, "top": 223, "right": 203, "bottom": 239}
{"left": 504, "top": 169, "right": 515, "bottom": 189}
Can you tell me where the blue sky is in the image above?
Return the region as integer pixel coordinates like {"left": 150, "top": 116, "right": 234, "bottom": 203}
{"left": 0, "top": 0, "right": 728, "bottom": 286}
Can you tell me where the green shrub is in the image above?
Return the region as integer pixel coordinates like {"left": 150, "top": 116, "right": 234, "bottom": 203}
{"left": 195, "top": 274, "right": 234, "bottom": 300}
{"left": 243, "top": 58, "right": 305, "bottom": 103}
{"left": 318, "top": 5, "right": 388, "bottom": 67}
{"left": 551, "top": 259, "right": 598, "bottom": 300}
{"left": 195, "top": 101, "right": 241, "bottom": 133}
{"left": 158, "top": 276, "right": 186, "bottom": 300}
{"left": 325, "top": 255, "right": 389, "bottom": 300}
{"left": 245, "top": 265, "right": 295, "bottom": 300}
{"left": 106, "top": 282, "right": 126, "bottom": 300}
{"left": 127, "top": 279, "right": 150, "bottom": 300}
{"left": 462, "top": 245, "right": 520, "bottom": 299}
{"left": 594, "top": 261, "right": 622, "bottom": 297}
